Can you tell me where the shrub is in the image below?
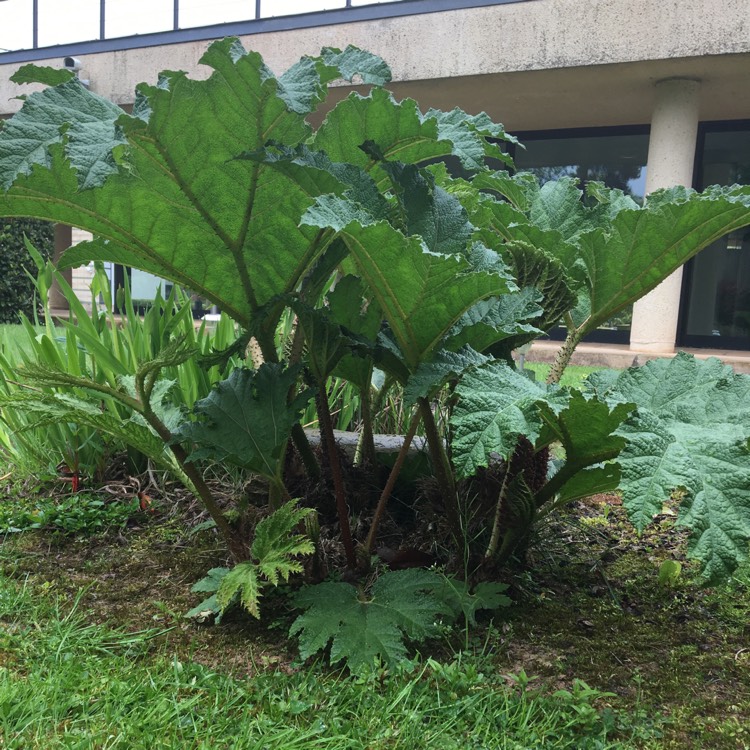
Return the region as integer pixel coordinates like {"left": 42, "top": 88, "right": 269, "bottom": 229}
{"left": 0, "top": 218, "right": 53, "bottom": 323}
{"left": 2, "top": 41, "right": 750, "bottom": 671}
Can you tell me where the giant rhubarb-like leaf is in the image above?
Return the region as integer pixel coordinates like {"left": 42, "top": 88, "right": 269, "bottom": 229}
{"left": 302, "top": 199, "right": 512, "bottom": 370}
{"left": 450, "top": 362, "right": 548, "bottom": 478}
{"left": 590, "top": 353, "right": 750, "bottom": 581}
{"left": 536, "top": 391, "right": 633, "bottom": 507}
{"left": 0, "top": 42, "right": 391, "bottom": 326}
{"left": 574, "top": 187, "right": 750, "bottom": 335}
{"left": 290, "top": 569, "right": 450, "bottom": 674}
{"left": 178, "top": 364, "right": 313, "bottom": 480}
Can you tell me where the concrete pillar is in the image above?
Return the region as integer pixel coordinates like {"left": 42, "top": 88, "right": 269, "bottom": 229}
{"left": 49, "top": 223, "right": 73, "bottom": 312}
{"left": 630, "top": 78, "right": 701, "bottom": 353}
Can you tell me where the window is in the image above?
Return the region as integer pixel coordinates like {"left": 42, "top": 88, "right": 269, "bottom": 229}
{"left": 680, "top": 123, "right": 750, "bottom": 349}
{"left": 512, "top": 127, "right": 650, "bottom": 342}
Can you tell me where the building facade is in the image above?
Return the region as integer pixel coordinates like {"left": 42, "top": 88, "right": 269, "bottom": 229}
{"left": 1, "top": 0, "right": 749, "bottom": 355}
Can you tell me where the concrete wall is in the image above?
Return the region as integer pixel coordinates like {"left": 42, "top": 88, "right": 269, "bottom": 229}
{"left": 3, "top": 0, "right": 750, "bottom": 352}
{"left": 2, "top": 0, "right": 750, "bottom": 129}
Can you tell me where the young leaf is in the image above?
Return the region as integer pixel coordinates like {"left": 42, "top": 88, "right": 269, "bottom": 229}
{"left": 186, "top": 568, "right": 229, "bottom": 623}
{"left": 189, "top": 502, "right": 314, "bottom": 620}
{"left": 436, "top": 578, "right": 511, "bottom": 626}
{"left": 191, "top": 567, "right": 230, "bottom": 593}
{"left": 290, "top": 569, "right": 450, "bottom": 674}
{"left": 250, "top": 501, "right": 315, "bottom": 586}
{"left": 178, "top": 364, "right": 313, "bottom": 480}
{"left": 217, "top": 562, "right": 261, "bottom": 616}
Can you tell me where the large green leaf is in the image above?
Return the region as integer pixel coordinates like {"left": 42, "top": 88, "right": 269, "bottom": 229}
{"left": 463, "top": 176, "right": 750, "bottom": 343}
{"left": 278, "top": 46, "right": 390, "bottom": 114}
{"left": 536, "top": 391, "right": 633, "bottom": 506}
{"left": 312, "top": 88, "right": 512, "bottom": 185}
{"left": 591, "top": 354, "right": 750, "bottom": 581}
{"left": 499, "top": 241, "right": 577, "bottom": 338}
{"left": 0, "top": 75, "right": 124, "bottom": 191}
{"left": 403, "top": 346, "right": 490, "bottom": 406}
{"left": 303, "top": 200, "right": 512, "bottom": 370}
{"left": 0, "top": 41, "right": 390, "bottom": 326}
{"left": 572, "top": 186, "right": 750, "bottom": 335}
{"left": 450, "top": 362, "right": 548, "bottom": 478}
{"left": 361, "top": 145, "right": 473, "bottom": 255}
{"left": 445, "top": 285, "right": 543, "bottom": 354}
{"left": 178, "top": 364, "right": 313, "bottom": 480}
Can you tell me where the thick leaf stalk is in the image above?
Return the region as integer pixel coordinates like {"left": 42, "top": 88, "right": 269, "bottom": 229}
{"left": 485, "top": 438, "right": 547, "bottom": 561}
{"left": 418, "top": 398, "right": 461, "bottom": 536}
{"left": 315, "top": 384, "right": 356, "bottom": 568}
{"left": 546, "top": 318, "right": 583, "bottom": 385}
{"left": 140, "top": 403, "right": 249, "bottom": 562}
{"left": 365, "top": 409, "right": 422, "bottom": 555}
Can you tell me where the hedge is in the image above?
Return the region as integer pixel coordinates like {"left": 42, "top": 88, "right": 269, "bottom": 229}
{"left": 0, "top": 219, "right": 54, "bottom": 323}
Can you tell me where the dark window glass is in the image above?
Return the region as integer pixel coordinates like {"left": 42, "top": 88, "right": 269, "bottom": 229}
{"left": 682, "top": 128, "right": 750, "bottom": 346}
{"left": 513, "top": 129, "right": 650, "bottom": 341}
{"left": 514, "top": 132, "right": 649, "bottom": 203}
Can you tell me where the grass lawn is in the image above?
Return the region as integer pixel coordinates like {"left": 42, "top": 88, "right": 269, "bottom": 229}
{"left": 524, "top": 362, "right": 606, "bottom": 388}
{"left": 0, "top": 497, "right": 748, "bottom": 749}
{"left": 0, "top": 322, "right": 47, "bottom": 359}
{"left": 0, "top": 547, "right": 644, "bottom": 749}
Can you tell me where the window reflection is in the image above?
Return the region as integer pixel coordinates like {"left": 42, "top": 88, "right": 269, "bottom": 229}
{"left": 513, "top": 130, "right": 650, "bottom": 339}
{"left": 180, "top": 0, "right": 253, "bottom": 28}
{"left": 0, "top": 0, "right": 33, "bottom": 52}
{"left": 262, "top": 0, "right": 346, "bottom": 17}
{"left": 684, "top": 130, "right": 750, "bottom": 342}
{"left": 350, "top": 0, "right": 408, "bottom": 5}
{"left": 514, "top": 132, "right": 648, "bottom": 203}
{"left": 105, "top": 0, "right": 173, "bottom": 37}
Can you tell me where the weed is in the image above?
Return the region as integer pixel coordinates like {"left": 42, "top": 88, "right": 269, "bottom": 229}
{"left": 0, "top": 493, "right": 142, "bottom": 535}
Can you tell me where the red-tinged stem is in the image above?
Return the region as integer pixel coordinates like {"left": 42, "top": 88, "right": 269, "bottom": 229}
{"left": 364, "top": 409, "right": 421, "bottom": 554}
{"left": 316, "top": 384, "right": 357, "bottom": 569}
